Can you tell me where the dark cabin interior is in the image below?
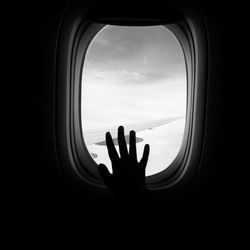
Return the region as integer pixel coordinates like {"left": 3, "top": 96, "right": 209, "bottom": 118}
{"left": 2, "top": 0, "right": 243, "bottom": 239}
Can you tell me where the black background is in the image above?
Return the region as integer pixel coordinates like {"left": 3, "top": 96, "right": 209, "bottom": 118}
{"left": 2, "top": 0, "right": 245, "bottom": 241}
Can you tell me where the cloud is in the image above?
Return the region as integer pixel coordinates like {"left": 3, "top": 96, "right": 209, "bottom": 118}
{"left": 81, "top": 25, "right": 187, "bottom": 175}
{"left": 84, "top": 25, "right": 186, "bottom": 84}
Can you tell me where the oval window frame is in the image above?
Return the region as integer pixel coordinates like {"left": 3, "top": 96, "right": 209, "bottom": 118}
{"left": 56, "top": 0, "right": 207, "bottom": 199}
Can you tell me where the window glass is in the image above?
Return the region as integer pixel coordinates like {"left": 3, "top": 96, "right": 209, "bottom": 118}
{"left": 81, "top": 25, "right": 186, "bottom": 176}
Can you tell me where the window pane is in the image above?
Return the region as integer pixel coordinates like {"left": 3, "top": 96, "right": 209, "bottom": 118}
{"left": 81, "top": 25, "right": 186, "bottom": 176}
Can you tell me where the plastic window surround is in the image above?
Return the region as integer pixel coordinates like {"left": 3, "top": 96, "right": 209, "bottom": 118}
{"left": 56, "top": 3, "right": 207, "bottom": 196}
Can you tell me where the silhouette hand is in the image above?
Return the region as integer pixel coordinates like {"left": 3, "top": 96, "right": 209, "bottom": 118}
{"left": 98, "top": 126, "right": 150, "bottom": 202}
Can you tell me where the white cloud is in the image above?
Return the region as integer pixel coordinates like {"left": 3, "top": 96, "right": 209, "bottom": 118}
{"left": 81, "top": 25, "right": 187, "bottom": 175}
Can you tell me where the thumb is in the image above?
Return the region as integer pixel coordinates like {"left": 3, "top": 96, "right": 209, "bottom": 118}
{"left": 98, "top": 164, "right": 112, "bottom": 186}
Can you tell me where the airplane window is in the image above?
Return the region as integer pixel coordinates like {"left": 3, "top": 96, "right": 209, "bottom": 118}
{"left": 81, "top": 25, "right": 186, "bottom": 176}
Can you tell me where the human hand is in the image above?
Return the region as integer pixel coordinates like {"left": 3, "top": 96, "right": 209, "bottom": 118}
{"left": 98, "top": 126, "right": 150, "bottom": 202}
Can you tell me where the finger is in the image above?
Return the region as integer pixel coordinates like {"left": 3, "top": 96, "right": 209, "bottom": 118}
{"left": 129, "top": 130, "right": 137, "bottom": 162}
{"left": 98, "top": 164, "right": 113, "bottom": 189}
{"left": 106, "top": 132, "right": 119, "bottom": 163}
{"left": 118, "top": 126, "right": 128, "bottom": 159}
{"left": 139, "top": 144, "right": 150, "bottom": 169}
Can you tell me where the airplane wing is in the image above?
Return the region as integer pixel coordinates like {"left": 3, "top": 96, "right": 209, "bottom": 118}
{"left": 83, "top": 116, "right": 184, "bottom": 146}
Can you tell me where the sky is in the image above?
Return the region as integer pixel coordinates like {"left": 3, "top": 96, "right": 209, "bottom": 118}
{"left": 81, "top": 25, "right": 186, "bottom": 176}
